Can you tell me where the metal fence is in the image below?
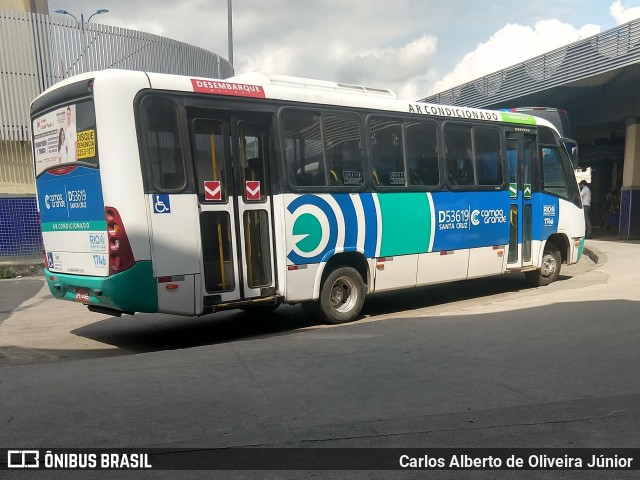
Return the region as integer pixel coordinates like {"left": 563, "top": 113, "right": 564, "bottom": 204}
{"left": 0, "top": 8, "right": 233, "bottom": 189}
{"left": 0, "top": 8, "right": 233, "bottom": 256}
{"left": 421, "top": 17, "right": 640, "bottom": 107}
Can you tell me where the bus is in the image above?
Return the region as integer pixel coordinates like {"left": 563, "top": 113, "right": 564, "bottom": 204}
{"left": 31, "top": 70, "right": 585, "bottom": 324}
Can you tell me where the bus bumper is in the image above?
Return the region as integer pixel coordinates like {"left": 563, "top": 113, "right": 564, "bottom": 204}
{"left": 44, "top": 261, "right": 158, "bottom": 314}
{"left": 576, "top": 237, "right": 585, "bottom": 263}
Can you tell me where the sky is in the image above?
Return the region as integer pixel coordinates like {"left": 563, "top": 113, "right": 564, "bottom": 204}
{"left": 47, "top": 0, "right": 640, "bottom": 100}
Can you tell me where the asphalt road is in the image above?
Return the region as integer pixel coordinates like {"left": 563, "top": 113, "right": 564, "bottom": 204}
{"left": 0, "top": 278, "right": 42, "bottom": 324}
{"left": 1, "top": 251, "right": 639, "bottom": 479}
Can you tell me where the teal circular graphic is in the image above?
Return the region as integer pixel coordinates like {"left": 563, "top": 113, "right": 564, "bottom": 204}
{"left": 286, "top": 193, "right": 380, "bottom": 265}
{"left": 293, "top": 213, "right": 323, "bottom": 253}
{"left": 286, "top": 195, "right": 338, "bottom": 264}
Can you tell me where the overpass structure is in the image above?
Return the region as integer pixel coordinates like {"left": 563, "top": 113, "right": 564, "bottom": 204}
{"left": 422, "top": 18, "right": 640, "bottom": 239}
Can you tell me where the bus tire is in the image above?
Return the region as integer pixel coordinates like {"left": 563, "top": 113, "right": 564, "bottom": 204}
{"left": 525, "top": 244, "right": 561, "bottom": 287}
{"left": 308, "top": 266, "right": 366, "bottom": 324}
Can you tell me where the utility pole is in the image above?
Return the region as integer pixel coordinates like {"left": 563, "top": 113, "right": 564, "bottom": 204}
{"left": 228, "top": 0, "right": 234, "bottom": 67}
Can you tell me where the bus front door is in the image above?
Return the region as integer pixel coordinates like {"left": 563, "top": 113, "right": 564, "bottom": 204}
{"left": 506, "top": 131, "right": 535, "bottom": 269}
{"left": 191, "top": 114, "right": 276, "bottom": 311}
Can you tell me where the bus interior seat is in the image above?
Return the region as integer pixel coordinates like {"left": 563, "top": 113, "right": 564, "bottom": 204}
{"left": 246, "top": 157, "right": 263, "bottom": 182}
{"left": 447, "top": 151, "right": 473, "bottom": 186}
{"left": 408, "top": 156, "right": 427, "bottom": 185}
{"left": 341, "top": 150, "right": 364, "bottom": 186}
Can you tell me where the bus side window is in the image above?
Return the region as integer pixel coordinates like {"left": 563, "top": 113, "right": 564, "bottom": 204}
{"left": 239, "top": 122, "right": 267, "bottom": 201}
{"left": 475, "top": 127, "right": 503, "bottom": 186}
{"left": 507, "top": 140, "right": 518, "bottom": 186}
{"left": 368, "top": 117, "right": 405, "bottom": 187}
{"left": 140, "top": 96, "right": 186, "bottom": 192}
{"left": 282, "top": 110, "right": 326, "bottom": 187}
{"left": 192, "top": 119, "right": 228, "bottom": 202}
{"left": 324, "top": 115, "right": 363, "bottom": 187}
{"left": 445, "top": 124, "right": 474, "bottom": 187}
{"left": 406, "top": 121, "right": 439, "bottom": 187}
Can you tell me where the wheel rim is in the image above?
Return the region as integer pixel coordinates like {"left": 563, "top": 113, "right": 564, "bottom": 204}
{"left": 330, "top": 275, "right": 358, "bottom": 313}
{"left": 540, "top": 252, "right": 557, "bottom": 278}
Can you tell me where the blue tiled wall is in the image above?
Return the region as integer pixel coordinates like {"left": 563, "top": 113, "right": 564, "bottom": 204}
{"left": 619, "top": 188, "right": 640, "bottom": 240}
{"left": 0, "top": 196, "right": 42, "bottom": 257}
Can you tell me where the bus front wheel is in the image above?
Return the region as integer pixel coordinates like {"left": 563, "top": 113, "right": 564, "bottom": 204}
{"left": 525, "top": 244, "right": 561, "bottom": 287}
{"left": 303, "top": 267, "right": 365, "bottom": 324}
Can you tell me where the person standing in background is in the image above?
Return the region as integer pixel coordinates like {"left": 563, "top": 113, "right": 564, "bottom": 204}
{"left": 580, "top": 180, "right": 592, "bottom": 238}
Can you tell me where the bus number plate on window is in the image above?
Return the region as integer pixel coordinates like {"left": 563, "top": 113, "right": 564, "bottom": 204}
{"left": 75, "top": 288, "right": 91, "bottom": 303}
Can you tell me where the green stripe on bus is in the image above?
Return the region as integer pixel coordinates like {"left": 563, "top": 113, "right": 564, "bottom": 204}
{"left": 41, "top": 220, "right": 108, "bottom": 232}
{"left": 499, "top": 112, "right": 537, "bottom": 125}
{"left": 577, "top": 237, "right": 585, "bottom": 261}
{"left": 45, "top": 261, "right": 158, "bottom": 313}
{"left": 378, "top": 193, "right": 431, "bottom": 256}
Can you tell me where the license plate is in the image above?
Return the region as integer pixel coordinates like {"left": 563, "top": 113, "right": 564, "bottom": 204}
{"left": 75, "top": 288, "right": 91, "bottom": 303}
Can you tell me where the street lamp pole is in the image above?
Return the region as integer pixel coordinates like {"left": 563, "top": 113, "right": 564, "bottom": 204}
{"left": 55, "top": 8, "right": 109, "bottom": 31}
{"left": 54, "top": 9, "right": 109, "bottom": 74}
{"left": 228, "top": 0, "right": 233, "bottom": 67}
{"left": 53, "top": 9, "right": 78, "bottom": 22}
{"left": 86, "top": 9, "right": 109, "bottom": 24}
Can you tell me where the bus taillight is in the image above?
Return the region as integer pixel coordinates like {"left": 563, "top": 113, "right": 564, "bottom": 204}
{"left": 105, "top": 206, "right": 135, "bottom": 274}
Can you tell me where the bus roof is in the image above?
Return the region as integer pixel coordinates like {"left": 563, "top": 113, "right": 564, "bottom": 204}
{"left": 34, "top": 69, "right": 559, "bottom": 132}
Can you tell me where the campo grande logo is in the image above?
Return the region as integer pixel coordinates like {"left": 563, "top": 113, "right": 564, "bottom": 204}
{"left": 471, "top": 209, "right": 480, "bottom": 226}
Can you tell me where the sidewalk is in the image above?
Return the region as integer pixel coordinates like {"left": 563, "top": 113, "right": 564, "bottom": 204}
{"left": 567, "top": 238, "right": 640, "bottom": 305}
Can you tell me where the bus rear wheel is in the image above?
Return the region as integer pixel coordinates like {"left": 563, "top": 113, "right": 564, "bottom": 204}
{"left": 303, "top": 267, "right": 365, "bottom": 324}
{"left": 525, "top": 244, "right": 561, "bottom": 287}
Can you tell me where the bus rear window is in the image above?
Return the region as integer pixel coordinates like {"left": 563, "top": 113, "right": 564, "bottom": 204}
{"left": 32, "top": 100, "right": 99, "bottom": 176}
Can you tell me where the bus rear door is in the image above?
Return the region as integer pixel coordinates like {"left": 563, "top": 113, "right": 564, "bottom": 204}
{"left": 190, "top": 112, "right": 276, "bottom": 312}
{"left": 506, "top": 131, "right": 536, "bottom": 269}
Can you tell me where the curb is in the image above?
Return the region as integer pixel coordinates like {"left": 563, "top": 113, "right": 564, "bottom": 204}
{"left": 583, "top": 245, "right": 606, "bottom": 265}
{"left": 0, "top": 257, "right": 44, "bottom": 279}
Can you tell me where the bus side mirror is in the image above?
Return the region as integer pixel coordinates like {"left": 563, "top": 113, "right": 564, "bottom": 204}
{"left": 560, "top": 137, "right": 579, "bottom": 168}
{"left": 570, "top": 145, "right": 579, "bottom": 168}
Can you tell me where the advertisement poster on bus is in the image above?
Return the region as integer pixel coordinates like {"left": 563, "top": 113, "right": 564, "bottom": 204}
{"left": 32, "top": 105, "right": 84, "bottom": 176}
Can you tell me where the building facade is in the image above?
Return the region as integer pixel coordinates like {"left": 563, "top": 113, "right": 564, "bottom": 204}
{"left": 422, "top": 18, "right": 640, "bottom": 239}
{"left": 0, "top": 2, "right": 233, "bottom": 257}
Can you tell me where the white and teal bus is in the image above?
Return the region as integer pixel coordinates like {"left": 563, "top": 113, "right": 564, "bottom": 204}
{"left": 31, "top": 70, "right": 585, "bottom": 324}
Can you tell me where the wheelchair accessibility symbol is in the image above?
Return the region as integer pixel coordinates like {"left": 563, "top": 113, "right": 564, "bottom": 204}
{"left": 153, "top": 194, "right": 171, "bottom": 214}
